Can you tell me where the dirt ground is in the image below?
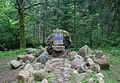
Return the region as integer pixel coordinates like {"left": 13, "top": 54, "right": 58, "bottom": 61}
{"left": 0, "top": 56, "right": 20, "bottom": 83}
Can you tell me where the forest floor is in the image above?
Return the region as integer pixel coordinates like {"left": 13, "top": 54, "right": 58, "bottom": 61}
{"left": 0, "top": 47, "right": 120, "bottom": 83}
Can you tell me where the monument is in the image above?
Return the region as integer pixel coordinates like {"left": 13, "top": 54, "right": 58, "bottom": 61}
{"left": 46, "top": 28, "right": 71, "bottom": 57}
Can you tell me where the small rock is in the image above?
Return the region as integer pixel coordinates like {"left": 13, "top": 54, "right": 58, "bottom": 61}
{"left": 73, "top": 54, "right": 83, "bottom": 60}
{"left": 86, "top": 58, "right": 95, "bottom": 66}
{"left": 71, "top": 58, "right": 88, "bottom": 73}
{"left": 78, "top": 45, "right": 93, "bottom": 58}
{"left": 17, "top": 70, "right": 30, "bottom": 82}
{"left": 44, "top": 61, "right": 53, "bottom": 72}
{"left": 86, "top": 70, "right": 93, "bottom": 75}
{"left": 73, "top": 70, "right": 79, "bottom": 75}
{"left": 41, "top": 79, "right": 48, "bottom": 83}
{"left": 23, "top": 54, "right": 35, "bottom": 63}
{"left": 26, "top": 48, "right": 34, "bottom": 54}
{"left": 33, "top": 62, "right": 43, "bottom": 70}
{"left": 24, "top": 64, "right": 34, "bottom": 75}
{"left": 17, "top": 55, "right": 25, "bottom": 61}
{"left": 88, "top": 78, "right": 95, "bottom": 83}
{"left": 68, "top": 51, "right": 78, "bottom": 60}
{"left": 94, "top": 50, "right": 103, "bottom": 58}
{"left": 98, "top": 77, "right": 105, "bottom": 83}
{"left": 10, "top": 60, "right": 21, "bottom": 69}
{"left": 97, "top": 56, "right": 109, "bottom": 70}
{"left": 96, "top": 73, "right": 104, "bottom": 79}
{"left": 91, "top": 64, "right": 100, "bottom": 72}
{"left": 76, "top": 73, "right": 88, "bottom": 81}
{"left": 33, "top": 69, "right": 48, "bottom": 81}
{"left": 35, "top": 48, "right": 46, "bottom": 57}
{"left": 36, "top": 51, "right": 49, "bottom": 64}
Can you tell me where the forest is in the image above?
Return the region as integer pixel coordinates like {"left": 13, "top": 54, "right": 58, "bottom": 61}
{"left": 0, "top": 0, "right": 119, "bottom": 50}
{"left": 0, "top": 0, "right": 120, "bottom": 83}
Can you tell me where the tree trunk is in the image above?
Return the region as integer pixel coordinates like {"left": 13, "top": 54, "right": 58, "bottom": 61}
{"left": 17, "top": 0, "right": 26, "bottom": 48}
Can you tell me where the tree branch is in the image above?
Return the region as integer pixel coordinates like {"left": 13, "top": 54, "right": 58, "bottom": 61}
{"left": 24, "top": 2, "right": 45, "bottom": 10}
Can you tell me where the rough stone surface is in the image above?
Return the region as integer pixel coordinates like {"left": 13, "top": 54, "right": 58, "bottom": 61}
{"left": 97, "top": 56, "right": 109, "bottom": 70}
{"left": 36, "top": 51, "right": 49, "bottom": 64}
{"left": 91, "top": 64, "right": 100, "bottom": 72}
{"left": 76, "top": 73, "right": 88, "bottom": 81}
{"left": 41, "top": 79, "right": 48, "bottom": 83}
{"left": 23, "top": 54, "right": 35, "bottom": 63}
{"left": 17, "top": 55, "right": 25, "bottom": 61}
{"left": 94, "top": 50, "right": 103, "bottom": 58}
{"left": 33, "top": 69, "right": 48, "bottom": 81}
{"left": 68, "top": 51, "right": 78, "bottom": 60}
{"left": 17, "top": 70, "right": 30, "bottom": 83}
{"left": 86, "top": 58, "right": 95, "bottom": 67}
{"left": 35, "top": 48, "right": 46, "bottom": 57}
{"left": 71, "top": 58, "right": 88, "bottom": 73}
{"left": 44, "top": 61, "right": 53, "bottom": 72}
{"left": 33, "top": 62, "right": 43, "bottom": 70}
{"left": 98, "top": 77, "right": 105, "bottom": 83}
{"left": 10, "top": 60, "right": 21, "bottom": 69}
{"left": 78, "top": 45, "right": 93, "bottom": 58}
{"left": 96, "top": 73, "right": 104, "bottom": 79}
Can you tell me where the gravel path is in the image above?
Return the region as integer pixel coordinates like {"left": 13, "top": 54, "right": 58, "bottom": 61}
{"left": 0, "top": 57, "right": 20, "bottom": 83}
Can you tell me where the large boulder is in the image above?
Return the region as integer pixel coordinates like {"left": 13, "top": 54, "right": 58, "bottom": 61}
{"left": 36, "top": 51, "right": 49, "bottom": 64}
{"left": 23, "top": 54, "right": 35, "bottom": 63}
{"left": 78, "top": 45, "right": 93, "bottom": 58}
{"left": 10, "top": 60, "right": 21, "bottom": 69}
{"left": 33, "top": 69, "right": 48, "bottom": 81}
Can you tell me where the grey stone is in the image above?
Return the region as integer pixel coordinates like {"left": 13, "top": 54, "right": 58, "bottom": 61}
{"left": 33, "top": 69, "right": 48, "bottom": 81}
{"left": 17, "top": 55, "right": 25, "bottom": 61}
{"left": 10, "top": 60, "right": 21, "bottom": 69}
{"left": 33, "top": 62, "right": 43, "bottom": 70}
{"left": 36, "top": 51, "right": 49, "bottom": 64}
{"left": 94, "top": 50, "right": 103, "bottom": 58}
{"left": 78, "top": 45, "right": 93, "bottom": 58}
{"left": 98, "top": 77, "right": 105, "bottom": 83}
{"left": 44, "top": 61, "right": 53, "bottom": 72}
{"left": 76, "top": 73, "right": 88, "bottom": 82}
{"left": 96, "top": 73, "right": 104, "bottom": 79}
{"left": 41, "top": 79, "right": 48, "bottom": 83}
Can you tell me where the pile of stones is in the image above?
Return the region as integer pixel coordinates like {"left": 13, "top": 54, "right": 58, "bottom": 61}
{"left": 10, "top": 45, "right": 109, "bottom": 83}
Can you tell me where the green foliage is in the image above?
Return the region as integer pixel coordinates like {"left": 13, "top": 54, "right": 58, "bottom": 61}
{"left": 0, "top": 48, "right": 25, "bottom": 59}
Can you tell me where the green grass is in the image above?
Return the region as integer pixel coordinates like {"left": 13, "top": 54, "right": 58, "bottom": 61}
{"left": 0, "top": 48, "right": 26, "bottom": 59}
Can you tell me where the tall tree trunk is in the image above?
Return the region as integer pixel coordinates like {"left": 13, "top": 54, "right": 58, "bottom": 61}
{"left": 17, "top": 0, "right": 26, "bottom": 48}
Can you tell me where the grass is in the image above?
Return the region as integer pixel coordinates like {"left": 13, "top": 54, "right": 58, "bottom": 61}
{"left": 0, "top": 48, "right": 25, "bottom": 59}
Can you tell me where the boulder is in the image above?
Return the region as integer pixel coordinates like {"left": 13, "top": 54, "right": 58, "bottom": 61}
{"left": 76, "top": 73, "right": 88, "bottom": 82}
{"left": 68, "top": 51, "right": 78, "bottom": 60}
{"left": 33, "top": 62, "right": 43, "bottom": 70}
{"left": 17, "top": 70, "right": 30, "bottom": 83}
{"left": 86, "top": 58, "right": 95, "bottom": 67}
{"left": 97, "top": 55, "right": 109, "bottom": 70}
{"left": 97, "top": 77, "right": 105, "bottom": 83}
{"left": 96, "top": 73, "right": 104, "bottom": 79}
{"left": 10, "top": 60, "right": 21, "bottom": 69}
{"left": 91, "top": 64, "right": 100, "bottom": 72}
{"left": 44, "top": 61, "right": 53, "bottom": 72}
{"left": 24, "top": 64, "right": 34, "bottom": 75}
{"left": 94, "top": 50, "right": 103, "bottom": 58}
{"left": 17, "top": 55, "right": 25, "bottom": 61}
{"left": 23, "top": 54, "right": 35, "bottom": 63}
{"left": 73, "top": 54, "right": 83, "bottom": 60}
{"left": 88, "top": 78, "right": 95, "bottom": 83}
{"left": 36, "top": 51, "right": 49, "bottom": 64}
{"left": 41, "top": 79, "right": 48, "bottom": 83}
{"left": 33, "top": 69, "right": 48, "bottom": 81}
{"left": 78, "top": 45, "right": 93, "bottom": 58}
{"left": 72, "top": 70, "right": 79, "bottom": 75}
{"left": 26, "top": 48, "right": 33, "bottom": 54}
{"left": 71, "top": 58, "right": 88, "bottom": 73}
